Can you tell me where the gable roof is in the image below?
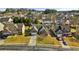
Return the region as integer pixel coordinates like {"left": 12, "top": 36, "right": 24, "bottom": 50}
{"left": 0, "top": 17, "right": 9, "bottom": 22}
{"left": 3, "top": 22, "right": 18, "bottom": 34}
{"left": 30, "top": 26, "right": 38, "bottom": 32}
{"left": 0, "top": 22, "right": 4, "bottom": 31}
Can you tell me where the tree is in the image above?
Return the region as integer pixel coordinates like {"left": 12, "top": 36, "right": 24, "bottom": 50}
{"left": 5, "top": 8, "right": 16, "bottom": 13}
{"left": 13, "top": 17, "right": 21, "bottom": 23}
{"left": 34, "top": 19, "right": 39, "bottom": 24}
{"left": 25, "top": 18, "right": 32, "bottom": 24}
{"left": 23, "top": 18, "right": 32, "bottom": 26}
{"left": 13, "top": 17, "right": 32, "bottom": 24}
{"left": 44, "top": 9, "right": 50, "bottom": 14}
{"left": 44, "top": 9, "right": 57, "bottom": 14}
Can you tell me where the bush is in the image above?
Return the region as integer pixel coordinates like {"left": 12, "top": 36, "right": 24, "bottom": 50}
{"left": 74, "top": 35, "right": 79, "bottom": 40}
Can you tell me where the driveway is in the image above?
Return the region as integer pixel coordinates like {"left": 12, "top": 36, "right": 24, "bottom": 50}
{"left": 28, "top": 36, "right": 37, "bottom": 46}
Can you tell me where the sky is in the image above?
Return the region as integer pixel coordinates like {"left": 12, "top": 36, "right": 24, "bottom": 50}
{"left": 0, "top": 8, "right": 79, "bottom": 11}
{"left": 0, "top": 8, "right": 6, "bottom": 11}
{"left": 34, "top": 8, "right": 79, "bottom": 11}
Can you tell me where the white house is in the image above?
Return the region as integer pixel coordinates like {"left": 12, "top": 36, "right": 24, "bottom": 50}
{"left": 22, "top": 24, "right": 25, "bottom": 35}
{"left": 65, "top": 20, "right": 70, "bottom": 25}
{"left": 8, "top": 18, "right": 13, "bottom": 22}
{"left": 0, "top": 23, "right": 4, "bottom": 31}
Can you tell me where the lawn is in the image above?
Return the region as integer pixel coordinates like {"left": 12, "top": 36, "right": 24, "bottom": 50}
{"left": 36, "top": 35, "right": 60, "bottom": 46}
{"left": 64, "top": 36, "right": 79, "bottom": 47}
{"left": 4, "top": 35, "right": 30, "bottom": 45}
{"left": 36, "top": 35, "right": 79, "bottom": 47}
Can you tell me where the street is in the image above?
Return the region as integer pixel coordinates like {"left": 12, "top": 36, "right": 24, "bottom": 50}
{"left": 0, "top": 45, "right": 79, "bottom": 51}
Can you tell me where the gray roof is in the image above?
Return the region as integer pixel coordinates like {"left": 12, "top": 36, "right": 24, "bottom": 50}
{"left": 30, "top": 26, "right": 38, "bottom": 32}
{"left": 43, "top": 19, "right": 51, "bottom": 21}
{"left": 0, "top": 18, "right": 9, "bottom": 22}
{"left": 3, "top": 22, "right": 18, "bottom": 34}
{"left": 17, "top": 23, "right": 23, "bottom": 29}
{"left": 38, "top": 26, "right": 47, "bottom": 35}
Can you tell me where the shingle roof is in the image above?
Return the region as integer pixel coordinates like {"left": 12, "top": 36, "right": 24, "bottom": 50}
{"left": 0, "top": 18, "right": 9, "bottom": 22}
{"left": 3, "top": 22, "right": 18, "bottom": 34}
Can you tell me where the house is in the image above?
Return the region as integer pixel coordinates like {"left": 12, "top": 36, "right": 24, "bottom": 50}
{"left": 26, "top": 14, "right": 33, "bottom": 19}
{"left": 42, "top": 14, "right": 51, "bottom": 19}
{"left": 55, "top": 27, "right": 63, "bottom": 38}
{"left": 42, "top": 15, "right": 46, "bottom": 19}
{"left": 37, "top": 26, "right": 48, "bottom": 36}
{"left": 3, "top": 22, "right": 18, "bottom": 35}
{"left": 0, "top": 22, "right": 19, "bottom": 39}
{"left": 56, "top": 17, "right": 64, "bottom": 25}
{"left": 0, "top": 23, "right": 5, "bottom": 39}
{"left": 29, "top": 26, "right": 38, "bottom": 36}
{"left": 0, "top": 22, "right": 4, "bottom": 31}
{"left": 0, "top": 17, "right": 9, "bottom": 22}
{"left": 22, "top": 24, "right": 25, "bottom": 35}
{"left": 15, "top": 23, "right": 24, "bottom": 35}
{"left": 65, "top": 19, "right": 70, "bottom": 25}
{"left": 42, "top": 19, "right": 53, "bottom": 27}
{"left": 8, "top": 18, "right": 13, "bottom": 22}
{"left": 28, "top": 23, "right": 48, "bottom": 36}
{"left": 0, "top": 17, "right": 13, "bottom": 23}
{"left": 1, "top": 23, "right": 25, "bottom": 37}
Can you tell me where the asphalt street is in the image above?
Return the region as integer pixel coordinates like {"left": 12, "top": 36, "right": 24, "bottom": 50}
{"left": 0, "top": 45, "right": 78, "bottom": 51}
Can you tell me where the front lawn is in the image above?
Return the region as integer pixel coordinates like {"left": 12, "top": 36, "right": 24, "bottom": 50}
{"left": 36, "top": 35, "right": 60, "bottom": 45}
{"left": 4, "top": 35, "right": 30, "bottom": 45}
{"left": 64, "top": 37, "right": 79, "bottom": 47}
